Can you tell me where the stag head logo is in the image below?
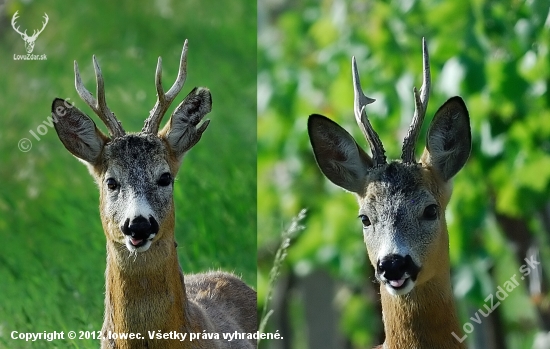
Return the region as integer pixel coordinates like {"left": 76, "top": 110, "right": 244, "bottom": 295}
{"left": 11, "top": 11, "right": 49, "bottom": 54}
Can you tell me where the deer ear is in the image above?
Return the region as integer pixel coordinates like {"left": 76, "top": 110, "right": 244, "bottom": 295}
{"left": 160, "top": 87, "right": 212, "bottom": 162}
{"left": 52, "top": 98, "right": 108, "bottom": 164}
{"left": 420, "top": 97, "right": 471, "bottom": 181}
{"left": 308, "top": 114, "right": 373, "bottom": 194}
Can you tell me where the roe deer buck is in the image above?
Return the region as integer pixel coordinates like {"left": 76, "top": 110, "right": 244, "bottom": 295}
{"left": 52, "top": 41, "right": 257, "bottom": 349}
{"left": 307, "top": 39, "right": 470, "bottom": 348}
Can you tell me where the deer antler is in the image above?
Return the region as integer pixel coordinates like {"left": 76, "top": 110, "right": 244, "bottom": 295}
{"left": 74, "top": 56, "right": 125, "bottom": 138}
{"left": 351, "top": 56, "right": 387, "bottom": 166}
{"left": 29, "top": 13, "right": 49, "bottom": 39}
{"left": 11, "top": 11, "right": 28, "bottom": 38}
{"left": 142, "top": 40, "right": 188, "bottom": 134}
{"left": 401, "top": 38, "right": 431, "bottom": 164}
{"left": 11, "top": 11, "right": 49, "bottom": 39}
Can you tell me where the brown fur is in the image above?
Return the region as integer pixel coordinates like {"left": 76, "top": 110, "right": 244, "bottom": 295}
{"left": 94, "top": 143, "right": 257, "bottom": 349}
{"left": 374, "top": 165, "right": 464, "bottom": 348}
{"left": 380, "top": 275, "right": 464, "bottom": 349}
{"left": 101, "top": 228, "right": 257, "bottom": 349}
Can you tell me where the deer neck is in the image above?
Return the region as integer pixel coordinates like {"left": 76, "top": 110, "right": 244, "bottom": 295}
{"left": 102, "top": 231, "right": 194, "bottom": 348}
{"left": 380, "top": 272, "right": 466, "bottom": 349}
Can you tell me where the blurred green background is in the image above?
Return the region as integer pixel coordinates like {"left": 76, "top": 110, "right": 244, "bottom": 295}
{"left": 0, "top": 1, "right": 256, "bottom": 348}
{"left": 258, "top": 0, "right": 550, "bottom": 348}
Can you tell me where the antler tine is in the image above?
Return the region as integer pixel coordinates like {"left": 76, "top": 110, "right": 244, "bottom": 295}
{"left": 401, "top": 37, "right": 431, "bottom": 163}
{"left": 11, "top": 11, "right": 26, "bottom": 37}
{"left": 352, "top": 56, "right": 387, "bottom": 166}
{"left": 74, "top": 56, "right": 125, "bottom": 138}
{"left": 142, "top": 40, "right": 189, "bottom": 134}
{"left": 38, "top": 13, "right": 49, "bottom": 33}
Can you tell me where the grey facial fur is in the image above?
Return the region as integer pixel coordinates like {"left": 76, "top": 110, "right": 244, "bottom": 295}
{"left": 100, "top": 134, "right": 174, "bottom": 251}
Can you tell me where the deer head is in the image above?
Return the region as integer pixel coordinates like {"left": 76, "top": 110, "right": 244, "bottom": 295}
{"left": 11, "top": 11, "right": 49, "bottom": 54}
{"left": 308, "top": 39, "right": 471, "bottom": 296}
{"left": 52, "top": 41, "right": 211, "bottom": 254}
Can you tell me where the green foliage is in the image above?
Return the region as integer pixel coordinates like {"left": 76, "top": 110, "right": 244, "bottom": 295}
{"left": 259, "top": 209, "right": 305, "bottom": 344}
{"left": 0, "top": 1, "right": 256, "bottom": 348}
{"left": 258, "top": 0, "right": 550, "bottom": 347}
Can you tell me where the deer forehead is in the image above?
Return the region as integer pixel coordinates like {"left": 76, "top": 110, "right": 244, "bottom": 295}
{"left": 101, "top": 134, "right": 171, "bottom": 181}
{"left": 359, "top": 162, "right": 442, "bottom": 218}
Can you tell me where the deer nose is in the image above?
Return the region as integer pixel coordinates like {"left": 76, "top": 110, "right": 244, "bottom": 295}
{"left": 121, "top": 216, "right": 159, "bottom": 239}
{"left": 377, "top": 254, "right": 418, "bottom": 281}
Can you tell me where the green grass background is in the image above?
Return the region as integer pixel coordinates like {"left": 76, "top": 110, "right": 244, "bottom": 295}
{"left": 0, "top": 1, "right": 256, "bottom": 348}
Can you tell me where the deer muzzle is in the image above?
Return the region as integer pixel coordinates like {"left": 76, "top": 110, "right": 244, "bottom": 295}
{"left": 377, "top": 254, "right": 420, "bottom": 296}
{"left": 121, "top": 216, "right": 159, "bottom": 252}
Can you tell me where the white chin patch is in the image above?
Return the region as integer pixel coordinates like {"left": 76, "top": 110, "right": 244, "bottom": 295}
{"left": 384, "top": 277, "right": 415, "bottom": 296}
{"left": 124, "top": 235, "right": 155, "bottom": 253}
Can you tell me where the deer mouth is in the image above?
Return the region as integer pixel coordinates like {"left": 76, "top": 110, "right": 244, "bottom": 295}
{"left": 124, "top": 234, "right": 156, "bottom": 252}
{"left": 129, "top": 237, "right": 146, "bottom": 247}
{"left": 387, "top": 277, "right": 408, "bottom": 289}
{"left": 379, "top": 274, "right": 415, "bottom": 296}
{"left": 376, "top": 254, "right": 420, "bottom": 296}
{"left": 384, "top": 275, "right": 411, "bottom": 289}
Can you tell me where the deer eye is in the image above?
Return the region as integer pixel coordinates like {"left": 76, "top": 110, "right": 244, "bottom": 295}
{"left": 106, "top": 178, "right": 119, "bottom": 191}
{"left": 423, "top": 204, "right": 438, "bottom": 220}
{"left": 358, "top": 214, "right": 371, "bottom": 227}
{"left": 158, "top": 172, "right": 172, "bottom": 187}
